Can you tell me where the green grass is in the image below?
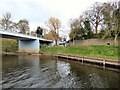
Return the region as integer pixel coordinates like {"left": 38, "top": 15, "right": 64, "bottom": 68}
{"left": 41, "top": 45, "right": 119, "bottom": 60}
{"left": 1, "top": 38, "right": 18, "bottom": 52}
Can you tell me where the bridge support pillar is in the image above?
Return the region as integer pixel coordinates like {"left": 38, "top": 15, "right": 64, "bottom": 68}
{"left": 18, "top": 39, "right": 39, "bottom": 53}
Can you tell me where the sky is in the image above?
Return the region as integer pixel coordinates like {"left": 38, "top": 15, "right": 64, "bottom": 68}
{"left": 0, "top": 0, "right": 118, "bottom": 39}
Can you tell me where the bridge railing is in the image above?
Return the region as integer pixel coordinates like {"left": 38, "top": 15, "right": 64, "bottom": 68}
{"left": 0, "top": 29, "right": 38, "bottom": 37}
{"left": 0, "top": 28, "right": 53, "bottom": 42}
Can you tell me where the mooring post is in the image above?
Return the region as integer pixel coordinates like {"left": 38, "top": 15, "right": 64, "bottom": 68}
{"left": 82, "top": 56, "right": 84, "bottom": 64}
{"left": 103, "top": 59, "right": 105, "bottom": 70}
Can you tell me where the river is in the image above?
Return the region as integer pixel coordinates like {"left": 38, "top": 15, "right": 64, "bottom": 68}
{"left": 1, "top": 55, "right": 120, "bottom": 88}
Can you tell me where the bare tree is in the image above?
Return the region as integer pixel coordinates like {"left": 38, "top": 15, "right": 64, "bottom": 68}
{"left": 17, "top": 19, "right": 29, "bottom": 34}
{"left": 0, "top": 12, "right": 13, "bottom": 30}
{"left": 9, "top": 22, "right": 18, "bottom": 32}
{"left": 87, "top": 2, "right": 103, "bottom": 34}
{"left": 46, "top": 17, "right": 61, "bottom": 45}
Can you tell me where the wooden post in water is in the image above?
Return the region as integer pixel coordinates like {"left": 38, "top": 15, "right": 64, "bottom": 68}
{"left": 82, "top": 56, "right": 84, "bottom": 64}
{"left": 67, "top": 54, "right": 68, "bottom": 60}
{"left": 103, "top": 59, "right": 105, "bottom": 70}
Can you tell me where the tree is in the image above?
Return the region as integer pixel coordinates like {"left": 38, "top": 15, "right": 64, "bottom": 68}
{"left": 17, "top": 19, "right": 29, "bottom": 34}
{"left": 69, "top": 28, "right": 77, "bottom": 44}
{"left": 9, "top": 22, "right": 18, "bottom": 32}
{"left": 0, "top": 12, "right": 13, "bottom": 30}
{"left": 69, "top": 18, "right": 93, "bottom": 43}
{"left": 44, "top": 31, "right": 55, "bottom": 40}
{"left": 35, "top": 26, "right": 43, "bottom": 37}
{"left": 69, "top": 18, "right": 89, "bottom": 45}
{"left": 46, "top": 17, "right": 61, "bottom": 45}
{"left": 112, "top": 2, "right": 120, "bottom": 45}
{"left": 101, "top": 2, "right": 115, "bottom": 38}
{"left": 87, "top": 2, "right": 103, "bottom": 34}
{"left": 69, "top": 19, "right": 78, "bottom": 45}
{"left": 84, "top": 19, "right": 94, "bottom": 39}
{"left": 99, "top": 29, "right": 107, "bottom": 39}
{"left": 101, "top": 1, "right": 120, "bottom": 45}
{"left": 70, "top": 27, "right": 85, "bottom": 39}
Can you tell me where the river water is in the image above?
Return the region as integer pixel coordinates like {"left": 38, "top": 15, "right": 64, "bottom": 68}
{"left": 1, "top": 55, "right": 120, "bottom": 88}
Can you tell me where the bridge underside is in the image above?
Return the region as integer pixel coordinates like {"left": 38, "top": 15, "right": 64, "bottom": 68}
{"left": 19, "top": 39, "right": 40, "bottom": 53}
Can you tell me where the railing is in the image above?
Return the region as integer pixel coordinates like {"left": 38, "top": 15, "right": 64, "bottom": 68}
{"left": 0, "top": 29, "right": 53, "bottom": 42}
{"left": 0, "top": 29, "right": 37, "bottom": 37}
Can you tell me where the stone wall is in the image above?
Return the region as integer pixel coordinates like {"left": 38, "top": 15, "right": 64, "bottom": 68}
{"left": 70, "top": 38, "right": 119, "bottom": 46}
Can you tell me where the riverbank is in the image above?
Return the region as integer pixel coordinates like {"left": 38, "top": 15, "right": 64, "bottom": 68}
{"left": 41, "top": 45, "right": 119, "bottom": 60}
{"left": 2, "top": 52, "right": 42, "bottom": 56}
{"left": 1, "top": 38, "right": 119, "bottom": 60}
{"left": 1, "top": 38, "right": 18, "bottom": 52}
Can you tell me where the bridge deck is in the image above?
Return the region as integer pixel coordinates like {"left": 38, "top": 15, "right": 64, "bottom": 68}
{"left": 0, "top": 30, "right": 52, "bottom": 43}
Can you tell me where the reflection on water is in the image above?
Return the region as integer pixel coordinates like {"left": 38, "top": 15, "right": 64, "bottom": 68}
{"left": 2, "top": 55, "right": 120, "bottom": 88}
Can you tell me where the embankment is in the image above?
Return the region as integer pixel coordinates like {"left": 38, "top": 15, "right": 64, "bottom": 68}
{"left": 1, "top": 38, "right": 18, "bottom": 52}
{"left": 41, "top": 45, "right": 119, "bottom": 60}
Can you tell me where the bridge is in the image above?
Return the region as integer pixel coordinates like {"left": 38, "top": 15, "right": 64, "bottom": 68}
{"left": 0, "top": 30, "right": 53, "bottom": 53}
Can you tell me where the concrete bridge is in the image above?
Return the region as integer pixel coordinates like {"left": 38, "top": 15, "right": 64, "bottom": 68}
{"left": 0, "top": 30, "right": 52, "bottom": 53}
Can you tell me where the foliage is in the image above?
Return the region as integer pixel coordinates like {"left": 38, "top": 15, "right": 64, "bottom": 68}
{"left": 69, "top": 1, "right": 120, "bottom": 46}
{"left": 101, "top": 2, "right": 113, "bottom": 33}
{"left": 99, "top": 29, "right": 107, "bottom": 39}
{"left": 84, "top": 20, "right": 94, "bottom": 39}
{"left": 35, "top": 26, "right": 43, "bottom": 37}
{"left": 69, "top": 19, "right": 84, "bottom": 41}
{"left": 101, "top": 2, "right": 120, "bottom": 45}
{"left": 17, "top": 19, "right": 29, "bottom": 34}
{"left": 44, "top": 31, "right": 55, "bottom": 40}
{"left": 1, "top": 38, "right": 18, "bottom": 52}
{"left": 70, "top": 27, "right": 85, "bottom": 40}
{"left": 46, "top": 17, "right": 61, "bottom": 45}
{"left": 69, "top": 19, "right": 94, "bottom": 40}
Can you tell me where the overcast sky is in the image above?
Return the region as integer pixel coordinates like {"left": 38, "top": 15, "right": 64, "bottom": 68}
{"left": 0, "top": 0, "right": 117, "bottom": 39}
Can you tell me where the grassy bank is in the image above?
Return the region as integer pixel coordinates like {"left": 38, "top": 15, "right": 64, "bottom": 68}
{"left": 41, "top": 45, "right": 119, "bottom": 60}
{"left": 1, "top": 38, "right": 18, "bottom": 52}
{"left": 1, "top": 38, "right": 119, "bottom": 60}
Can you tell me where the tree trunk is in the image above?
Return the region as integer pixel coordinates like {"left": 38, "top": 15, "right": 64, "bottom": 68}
{"left": 73, "top": 37, "right": 74, "bottom": 46}
{"left": 95, "top": 24, "right": 98, "bottom": 34}
{"left": 114, "top": 34, "right": 118, "bottom": 46}
{"left": 55, "top": 39, "right": 57, "bottom": 46}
